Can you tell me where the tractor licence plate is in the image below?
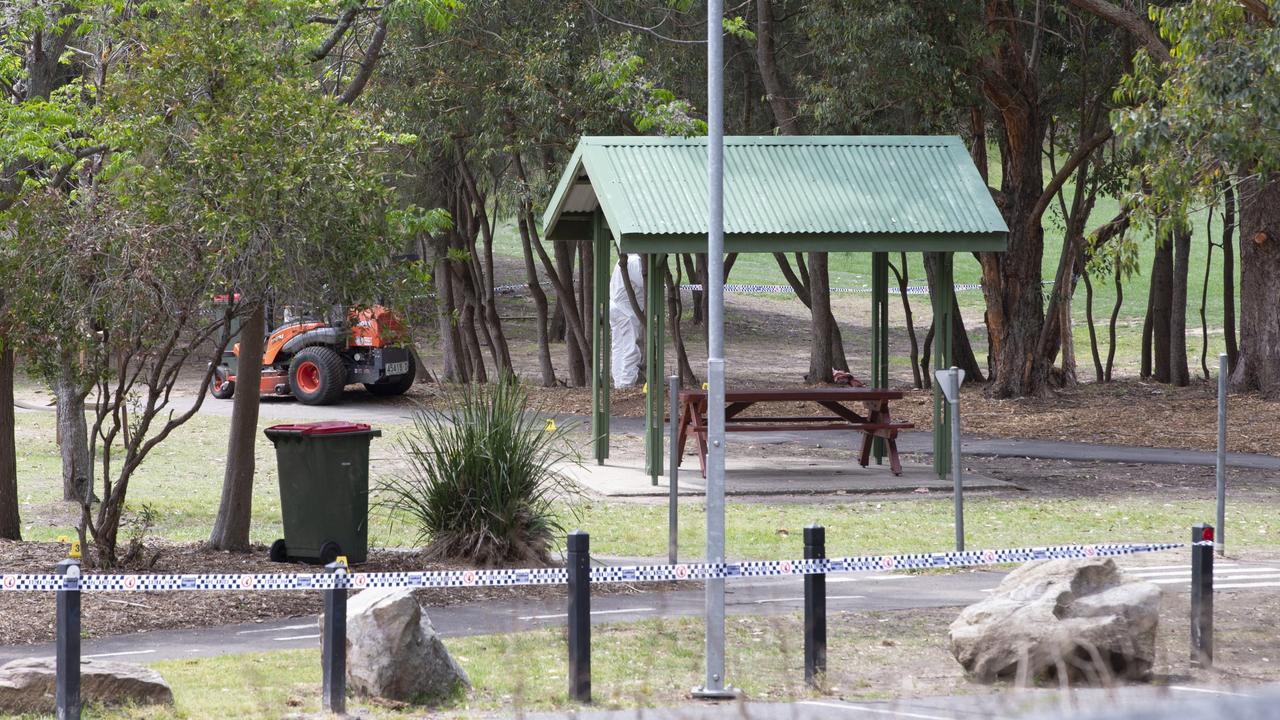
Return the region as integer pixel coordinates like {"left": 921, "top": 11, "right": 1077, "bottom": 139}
{"left": 385, "top": 361, "right": 410, "bottom": 376}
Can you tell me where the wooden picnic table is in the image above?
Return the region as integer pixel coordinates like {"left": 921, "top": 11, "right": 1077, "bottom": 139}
{"left": 675, "top": 387, "right": 914, "bottom": 477}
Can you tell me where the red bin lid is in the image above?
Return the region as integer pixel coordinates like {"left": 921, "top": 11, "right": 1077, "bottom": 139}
{"left": 265, "top": 421, "right": 373, "bottom": 435}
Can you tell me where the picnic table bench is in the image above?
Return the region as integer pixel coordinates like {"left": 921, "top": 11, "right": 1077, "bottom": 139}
{"left": 675, "top": 387, "right": 914, "bottom": 477}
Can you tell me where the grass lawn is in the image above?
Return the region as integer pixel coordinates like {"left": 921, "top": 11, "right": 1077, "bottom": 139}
{"left": 14, "top": 406, "right": 1279, "bottom": 560}
{"left": 568, "top": 497, "right": 1280, "bottom": 561}
{"left": 90, "top": 612, "right": 957, "bottom": 719}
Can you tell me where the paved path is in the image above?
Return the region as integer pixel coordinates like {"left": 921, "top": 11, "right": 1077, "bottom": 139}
{"left": 4, "top": 555, "right": 1276, "bottom": 666}
{"left": 525, "top": 685, "right": 1280, "bottom": 720}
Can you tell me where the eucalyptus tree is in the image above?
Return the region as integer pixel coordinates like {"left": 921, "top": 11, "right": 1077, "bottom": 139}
{"left": 1112, "top": 0, "right": 1280, "bottom": 395}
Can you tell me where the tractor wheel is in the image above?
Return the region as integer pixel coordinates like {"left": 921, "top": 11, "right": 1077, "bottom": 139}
{"left": 288, "top": 346, "right": 347, "bottom": 405}
{"left": 365, "top": 358, "right": 416, "bottom": 397}
{"left": 210, "top": 366, "right": 235, "bottom": 400}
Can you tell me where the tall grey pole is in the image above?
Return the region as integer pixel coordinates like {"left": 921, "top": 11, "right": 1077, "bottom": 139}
{"left": 949, "top": 367, "right": 963, "bottom": 551}
{"left": 694, "top": 0, "right": 733, "bottom": 699}
{"left": 668, "top": 375, "right": 680, "bottom": 565}
{"left": 1216, "top": 353, "right": 1227, "bottom": 556}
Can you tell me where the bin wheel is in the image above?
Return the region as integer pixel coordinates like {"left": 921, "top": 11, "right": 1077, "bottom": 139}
{"left": 269, "top": 539, "right": 288, "bottom": 563}
{"left": 319, "top": 541, "right": 342, "bottom": 565}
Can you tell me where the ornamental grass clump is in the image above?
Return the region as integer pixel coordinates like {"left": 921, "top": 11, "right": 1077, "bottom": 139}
{"left": 382, "top": 378, "right": 580, "bottom": 565}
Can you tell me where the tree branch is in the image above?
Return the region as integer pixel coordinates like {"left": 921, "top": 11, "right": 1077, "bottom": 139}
{"left": 1029, "top": 127, "right": 1112, "bottom": 227}
{"left": 309, "top": 6, "right": 360, "bottom": 62}
{"left": 337, "top": 9, "right": 389, "bottom": 104}
{"left": 1065, "top": 0, "right": 1173, "bottom": 64}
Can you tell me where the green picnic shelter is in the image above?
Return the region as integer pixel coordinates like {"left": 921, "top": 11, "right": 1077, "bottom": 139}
{"left": 540, "top": 135, "right": 1008, "bottom": 480}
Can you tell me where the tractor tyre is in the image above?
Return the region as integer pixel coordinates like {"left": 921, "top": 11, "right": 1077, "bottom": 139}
{"left": 288, "top": 346, "right": 347, "bottom": 405}
{"left": 364, "top": 358, "right": 416, "bottom": 397}
{"left": 210, "top": 366, "right": 235, "bottom": 400}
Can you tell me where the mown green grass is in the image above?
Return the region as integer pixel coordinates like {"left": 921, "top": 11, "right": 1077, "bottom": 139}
{"left": 15, "top": 406, "right": 1279, "bottom": 559}
{"left": 568, "top": 496, "right": 1280, "bottom": 561}
{"left": 92, "top": 612, "right": 952, "bottom": 718}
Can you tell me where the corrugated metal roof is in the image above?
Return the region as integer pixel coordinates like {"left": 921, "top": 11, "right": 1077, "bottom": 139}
{"left": 542, "top": 136, "right": 1007, "bottom": 250}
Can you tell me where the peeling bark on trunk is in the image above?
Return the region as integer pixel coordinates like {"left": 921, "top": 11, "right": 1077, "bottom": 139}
{"left": 1231, "top": 174, "right": 1280, "bottom": 396}
{"left": 0, "top": 346, "right": 18, "bottom": 540}
{"left": 208, "top": 302, "right": 264, "bottom": 552}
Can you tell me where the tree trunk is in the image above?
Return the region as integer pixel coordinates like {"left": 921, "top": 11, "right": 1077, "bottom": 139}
{"left": 0, "top": 346, "right": 19, "bottom": 540}
{"left": 1140, "top": 280, "right": 1154, "bottom": 379}
{"left": 806, "top": 252, "right": 835, "bottom": 383}
{"left": 55, "top": 362, "right": 92, "bottom": 502}
{"left": 1150, "top": 234, "right": 1173, "bottom": 384}
{"left": 551, "top": 239, "right": 574, "bottom": 344}
{"left": 517, "top": 211, "right": 556, "bottom": 387}
{"left": 1084, "top": 270, "right": 1104, "bottom": 382}
{"left": 1199, "top": 221, "right": 1214, "bottom": 380}
{"left": 664, "top": 262, "right": 698, "bottom": 386}
{"left": 1169, "top": 226, "right": 1192, "bottom": 386}
{"left": 1106, "top": 265, "right": 1122, "bottom": 382}
{"left": 924, "top": 253, "right": 985, "bottom": 382}
{"left": 889, "top": 254, "right": 923, "bottom": 389}
{"left": 1221, "top": 181, "right": 1239, "bottom": 371}
{"left": 1231, "top": 173, "right": 1280, "bottom": 396}
{"left": 433, "top": 239, "right": 465, "bottom": 382}
{"left": 209, "top": 302, "right": 265, "bottom": 552}
{"left": 979, "top": 3, "right": 1048, "bottom": 397}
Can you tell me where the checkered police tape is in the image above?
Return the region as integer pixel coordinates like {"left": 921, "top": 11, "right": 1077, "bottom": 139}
{"left": 0, "top": 542, "right": 1182, "bottom": 593}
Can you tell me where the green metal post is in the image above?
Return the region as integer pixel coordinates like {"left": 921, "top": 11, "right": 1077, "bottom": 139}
{"left": 932, "top": 253, "right": 954, "bottom": 478}
{"left": 870, "top": 252, "right": 890, "bottom": 463}
{"left": 644, "top": 253, "right": 666, "bottom": 482}
{"left": 591, "top": 212, "right": 611, "bottom": 465}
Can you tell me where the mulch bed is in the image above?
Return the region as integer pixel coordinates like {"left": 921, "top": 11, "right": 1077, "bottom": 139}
{"left": 0, "top": 540, "right": 641, "bottom": 646}
{"left": 527, "top": 380, "right": 1280, "bottom": 457}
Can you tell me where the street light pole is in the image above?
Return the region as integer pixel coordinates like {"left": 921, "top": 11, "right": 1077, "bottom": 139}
{"left": 693, "top": 0, "right": 733, "bottom": 699}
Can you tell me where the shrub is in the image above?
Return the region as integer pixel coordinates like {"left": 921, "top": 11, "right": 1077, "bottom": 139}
{"left": 381, "top": 377, "right": 580, "bottom": 565}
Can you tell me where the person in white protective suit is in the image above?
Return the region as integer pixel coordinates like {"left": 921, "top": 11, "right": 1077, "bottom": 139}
{"left": 610, "top": 254, "right": 645, "bottom": 388}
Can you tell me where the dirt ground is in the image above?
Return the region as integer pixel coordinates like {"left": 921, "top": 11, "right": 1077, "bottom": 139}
{"left": 813, "top": 589, "right": 1280, "bottom": 703}
{"left": 418, "top": 286, "right": 1280, "bottom": 457}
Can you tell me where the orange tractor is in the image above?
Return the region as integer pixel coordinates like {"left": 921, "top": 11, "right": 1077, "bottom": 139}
{"left": 210, "top": 305, "right": 416, "bottom": 405}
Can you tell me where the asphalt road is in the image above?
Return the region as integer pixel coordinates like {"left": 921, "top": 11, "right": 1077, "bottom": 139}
{"left": 4, "top": 556, "right": 1277, "bottom": 666}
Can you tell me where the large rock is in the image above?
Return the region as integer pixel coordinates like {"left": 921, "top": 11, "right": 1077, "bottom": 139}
{"left": 342, "top": 587, "right": 469, "bottom": 702}
{"left": 949, "top": 557, "right": 1161, "bottom": 683}
{"left": 0, "top": 658, "right": 173, "bottom": 714}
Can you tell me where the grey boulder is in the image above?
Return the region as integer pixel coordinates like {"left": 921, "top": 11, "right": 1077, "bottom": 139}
{"left": 949, "top": 557, "right": 1161, "bottom": 683}
{"left": 0, "top": 657, "right": 173, "bottom": 714}
{"left": 341, "top": 587, "right": 469, "bottom": 702}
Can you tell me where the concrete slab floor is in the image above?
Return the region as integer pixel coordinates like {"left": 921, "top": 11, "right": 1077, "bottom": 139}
{"left": 560, "top": 457, "right": 1013, "bottom": 499}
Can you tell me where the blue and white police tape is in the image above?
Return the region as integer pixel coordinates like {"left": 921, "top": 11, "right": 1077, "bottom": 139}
{"left": 0, "top": 542, "right": 1184, "bottom": 593}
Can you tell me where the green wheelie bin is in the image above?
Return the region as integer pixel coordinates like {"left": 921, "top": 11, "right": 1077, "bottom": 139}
{"left": 264, "top": 421, "right": 381, "bottom": 565}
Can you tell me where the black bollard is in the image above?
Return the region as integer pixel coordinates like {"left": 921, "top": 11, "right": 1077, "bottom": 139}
{"left": 803, "top": 525, "right": 827, "bottom": 688}
{"left": 55, "top": 557, "right": 81, "bottom": 720}
{"left": 322, "top": 559, "right": 348, "bottom": 714}
{"left": 567, "top": 531, "right": 591, "bottom": 703}
{"left": 1191, "top": 524, "right": 1214, "bottom": 667}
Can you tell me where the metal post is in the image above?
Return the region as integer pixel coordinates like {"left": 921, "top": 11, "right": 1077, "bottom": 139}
{"left": 950, "top": 366, "right": 963, "bottom": 552}
{"left": 322, "top": 560, "right": 348, "bottom": 714}
{"left": 55, "top": 558, "right": 81, "bottom": 720}
{"left": 668, "top": 375, "right": 680, "bottom": 565}
{"left": 591, "top": 212, "right": 611, "bottom": 465}
{"left": 932, "top": 254, "right": 955, "bottom": 479}
{"left": 694, "top": 0, "right": 733, "bottom": 699}
{"left": 1191, "top": 524, "right": 1214, "bottom": 667}
{"left": 567, "top": 531, "right": 591, "bottom": 703}
{"left": 646, "top": 253, "right": 665, "bottom": 484}
{"left": 1216, "top": 353, "right": 1227, "bottom": 556}
{"left": 803, "top": 526, "right": 827, "bottom": 688}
